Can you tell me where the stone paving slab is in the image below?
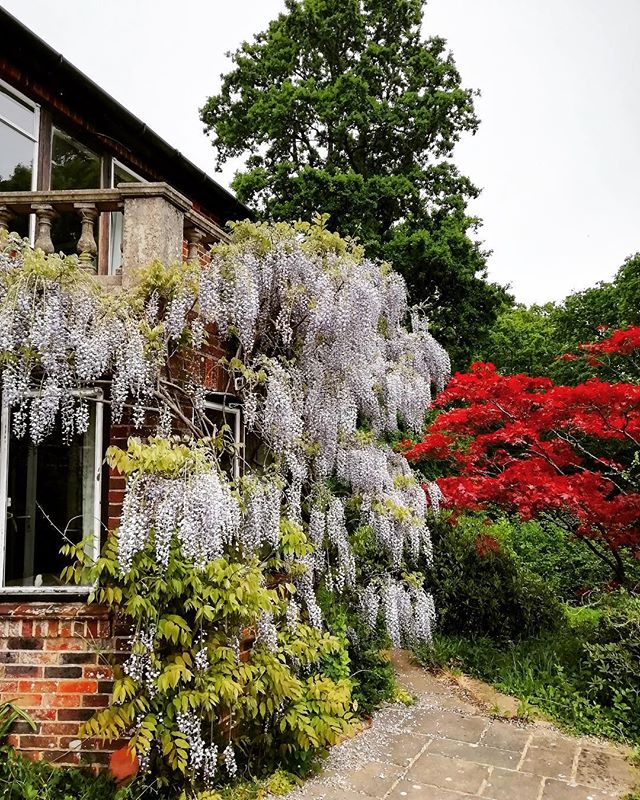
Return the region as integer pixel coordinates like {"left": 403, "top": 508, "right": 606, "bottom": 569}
{"left": 387, "top": 781, "right": 478, "bottom": 799}
{"left": 427, "top": 738, "right": 522, "bottom": 770}
{"left": 576, "top": 747, "right": 638, "bottom": 791}
{"left": 520, "top": 744, "right": 577, "bottom": 781}
{"left": 407, "top": 752, "right": 490, "bottom": 794}
{"left": 332, "top": 760, "right": 405, "bottom": 796}
{"left": 274, "top": 652, "right": 639, "bottom": 800}
{"left": 481, "top": 719, "right": 533, "bottom": 751}
{"left": 541, "top": 779, "right": 622, "bottom": 800}
{"left": 482, "top": 767, "right": 543, "bottom": 800}
{"left": 380, "top": 733, "right": 431, "bottom": 767}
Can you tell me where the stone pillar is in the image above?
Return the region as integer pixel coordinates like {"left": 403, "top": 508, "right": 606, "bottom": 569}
{"left": 119, "top": 183, "right": 190, "bottom": 287}
{"left": 74, "top": 203, "right": 98, "bottom": 272}
{"left": 185, "top": 227, "right": 205, "bottom": 264}
{"left": 32, "top": 203, "right": 55, "bottom": 254}
{"left": 0, "top": 205, "right": 12, "bottom": 233}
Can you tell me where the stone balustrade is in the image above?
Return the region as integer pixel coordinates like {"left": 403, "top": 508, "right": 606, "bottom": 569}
{"left": 0, "top": 183, "right": 226, "bottom": 280}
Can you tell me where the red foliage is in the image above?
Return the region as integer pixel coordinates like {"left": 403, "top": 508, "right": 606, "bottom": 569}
{"left": 581, "top": 325, "right": 640, "bottom": 356}
{"left": 474, "top": 533, "right": 501, "bottom": 557}
{"left": 405, "top": 346, "right": 640, "bottom": 564}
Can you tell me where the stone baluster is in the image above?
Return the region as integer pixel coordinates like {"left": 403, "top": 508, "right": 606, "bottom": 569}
{"left": 186, "top": 227, "right": 205, "bottom": 264}
{"left": 0, "top": 205, "right": 12, "bottom": 233}
{"left": 74, "top": 203, "right": 98, "bottom": 272}
{"left": 32, "top": 204, "right": 55, "bottom": 254}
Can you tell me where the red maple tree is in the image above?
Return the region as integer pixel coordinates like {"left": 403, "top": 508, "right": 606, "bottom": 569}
{"left": 404, "top": 328, "right": 640, "bottom": 584}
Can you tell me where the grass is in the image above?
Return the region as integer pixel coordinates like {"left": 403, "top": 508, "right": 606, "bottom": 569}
{"left": 414, "top": 602, "right": 639, "bottom": 747}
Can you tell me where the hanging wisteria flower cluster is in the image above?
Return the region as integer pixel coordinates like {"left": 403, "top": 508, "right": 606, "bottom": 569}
{"left": 0, "top": 220, "right": 449, "bottom": 650}
{"left": 176, "top": 712, "right": 219, "bottom": 786}
{"left": 117, "top": 469, "right": 241, "bottom": 572}
{"left": 123, "top": 626, "right": 161, "bottom": 695}
{"left": 361, "top": 579, "right": 437, "bottom": 647}
{"left": 0, "top": 239, "right": 199, "bottom": 444}
{"left": 196, "top": 220, "right": 449, "bottom": 639}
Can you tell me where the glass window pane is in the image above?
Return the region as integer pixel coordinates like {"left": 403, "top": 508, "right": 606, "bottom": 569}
{"left": 51, "top": 129, "right": 101, "bottom": 190}
{"left": 5, "top": 409, "right": 98, "bottom": 588}
{"left": 203, "top": 405, "right": 241, "bottom": 478}
{"left": 109, "top": 161, "right": 143, "bottom": 273}
{"left": 0, "top": 86, "right": 35, "bottom": 136}
{"left": 113, "top": 162, "right": 142, "bottom": 185}
{"left": 0, "top": 119, "right": 34, "bottom": 190}
{"left": 109, "top": 211, "right": 124, "bottom": 273}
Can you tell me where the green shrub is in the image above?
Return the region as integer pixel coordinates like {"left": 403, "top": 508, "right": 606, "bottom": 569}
{"left": 425, "top": 514, "right": 563, "bottom": 640}
{"left": 416, "top": 592, "right": 640, "bottom": 746}
{"left": 499, "top": 518, "right": 640, "bottom": 600}
{"left": 318, "top": 588, "right": 396, "bottom": 718}
{"left": 0, "top": 746, "right": 124, "bottom": 800}
{"left": 345, "top": 622, "right": 396, "bottom": 718}
{"left": 0, "top": 745, "right": 301, "bottom": 800}
{"left": 580, "top": 594, "right": 640, "bottom": 741}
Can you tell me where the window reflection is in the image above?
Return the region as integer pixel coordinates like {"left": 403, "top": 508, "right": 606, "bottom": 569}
{"left": 0, "top": 87, "right": 36, "bottom": 136}
{"left": 0, "top": 124, "right": 33, "bottom": 191}
{"left": 0, "top": 84, "right": 37, "bottom": 239}
{"left": 51, "top": 129, "right": 100, "bottom": 190}
{"left": 51, "top": 129, "right": 101, "bottom": 254}
{"left": 4, "top": 406, "right": 100, "bottom": 588}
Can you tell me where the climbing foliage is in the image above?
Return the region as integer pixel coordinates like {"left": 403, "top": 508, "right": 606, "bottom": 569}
{"left": 0, "top": 219, "right": 448, "bottom": 793}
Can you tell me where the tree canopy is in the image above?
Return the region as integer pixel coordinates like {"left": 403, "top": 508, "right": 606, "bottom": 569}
{"left": 481, "top": 253, "right": 640, "bottom": 380}
{"left": 201, "top": 0, "right": 511, "bottom": 368}
{"left": 482, "top": 303, "right": 557, "bottom": 377}
{"left": 404, "top": 339, "right": 640, "bottom": 585}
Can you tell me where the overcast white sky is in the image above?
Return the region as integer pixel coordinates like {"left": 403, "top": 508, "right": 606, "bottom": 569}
{"left": 3, "top": 0, "right": 640, "bottom": 304}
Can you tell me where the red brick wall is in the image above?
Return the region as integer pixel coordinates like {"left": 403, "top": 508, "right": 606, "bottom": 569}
{"left": 0, "top": 603, "right": 123, "bottom": 766}
{"left": 105, "top": 328, "right": 229, "bottom": 527}
{"left": 1, "top": 332, "right": 233, "bottom": 766}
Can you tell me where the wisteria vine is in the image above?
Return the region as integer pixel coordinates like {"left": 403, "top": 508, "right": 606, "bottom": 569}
{"left": 0, "top": 221, "right": 449, "bottom": 780}
{"left": 198, "top": 221, "right": 449, "bottom": 641}
{"left": 0, "top": 223, "right": 449, "bottom": 641}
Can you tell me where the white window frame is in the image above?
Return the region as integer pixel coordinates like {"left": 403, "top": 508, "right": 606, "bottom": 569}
{"left": 0, "top": 77, "right": 40, "bottom": 242}
{"left": 108, "top": 158, "right": 146, "bottom": 275}
{"left": 202, "top": 397, "right": 243, "bottom": 481}
{"left": 0, "top": 390, "right": 103, "bottom": 595}
{"left": 111, "top": 158, "right": 145, "bottom": 187}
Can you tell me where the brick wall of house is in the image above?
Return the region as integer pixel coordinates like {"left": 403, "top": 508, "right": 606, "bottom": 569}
{"left": 106, "top": 324, "right": 229, "bottom": 526}
{"left": 1, "top": 328, "right": 233, "bottom": 767}
{"left": 0, "top": 602, "right": 127, "bottom": 766}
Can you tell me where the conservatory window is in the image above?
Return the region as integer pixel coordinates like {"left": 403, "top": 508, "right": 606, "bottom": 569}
{"left": 109, "top": 159, "right": 145, "bottom": 275}
{"left": 202, "top": 398, "right": 243, "bottom": 480}
{"left": 50, "top": 128, "right": 102, "bottom": 256}
{"left": 0, "top": 79, "right": 39, "bottom": 239}
{"left": 0, "top": 392, "right": 103, "bottom": 594}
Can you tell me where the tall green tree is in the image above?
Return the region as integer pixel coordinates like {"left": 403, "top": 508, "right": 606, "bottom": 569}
{"left": 201, "top": 0, "right": 511, "bottom": 368}
{"left": 550, "top": 253, "right": 640, "bottom": 354}
{"left": 483, "top": 303, "right": 557, "bottom": 376}
{"left": 480, "top": 254, "right": 640, "bottom": 381}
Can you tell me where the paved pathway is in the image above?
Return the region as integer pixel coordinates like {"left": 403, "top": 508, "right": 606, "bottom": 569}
{"left": 279, "top": 653, "right": 638, "bottom": 800}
